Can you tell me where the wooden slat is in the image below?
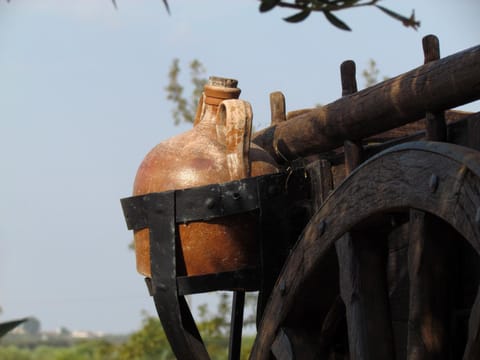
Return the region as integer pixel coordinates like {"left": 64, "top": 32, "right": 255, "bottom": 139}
{"left": 336, "top": 232, "right": 395, "bottom": 359}
{"left": 407, "top": 210, "right": 451, "bottom": 359}
{"left": 306, "top": 159, "right": 333, "bottom": 211}
{"left": 338, "top": 60, "right": 394, "bottom": 359}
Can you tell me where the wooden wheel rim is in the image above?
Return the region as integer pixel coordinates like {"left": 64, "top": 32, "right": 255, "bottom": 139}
{"left": 251, "top": 141, "right": 480, "bottom": 359}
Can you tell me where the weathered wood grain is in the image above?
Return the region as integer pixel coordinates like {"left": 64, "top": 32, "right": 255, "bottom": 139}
{"left": 423, "top": 35, "right": 447, "bottom": 142}
{"left": 270, "top": 91, "right": 287, "bottom": 125}
{"left": 250, "top": 142, "right": 480, "bottom": 360}
{"left": 336, "top": 232, "right": 395, "bottom": 359}
{"left": 338, "top": 60, "right": 394, "bottom": 359}
{"left": 253, "top": 45, "right": 480, "bottom": 162}
{"left": 407, "top": 210, "right": 451, "bottom": 359}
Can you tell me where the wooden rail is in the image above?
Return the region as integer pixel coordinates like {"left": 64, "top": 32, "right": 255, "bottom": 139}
{"left": 253, "top": 45, "right": 480, "bottom": 163}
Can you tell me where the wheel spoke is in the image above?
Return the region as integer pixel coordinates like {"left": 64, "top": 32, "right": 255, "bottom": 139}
{"left": 336, "top": 232, "right": 395, "bottom": 359}
{"left": 407, "top": 210, "right": 451, "bottom": 359}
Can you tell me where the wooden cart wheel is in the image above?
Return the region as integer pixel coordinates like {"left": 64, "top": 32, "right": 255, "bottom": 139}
{"left": 250, "top": 141, "right": 480, "bottom": 360}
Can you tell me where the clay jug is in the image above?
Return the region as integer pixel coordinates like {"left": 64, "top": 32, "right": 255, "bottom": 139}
{"left": 133, "top": 76, "right": 278, "bottom": 277}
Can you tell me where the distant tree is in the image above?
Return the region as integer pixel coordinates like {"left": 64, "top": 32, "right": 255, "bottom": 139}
{"left": 20, "top": 317, "right": 41, "bottom": 335}
{"left": 165, "top": 59, "right": 207, "bottom": 125}
{"left": 361, "top": 59, "right": 389, "bottom": 87}
{"left": 59, "top": 326, "right": 71, "bottom": 336}
{"left": 58, "top": 339, "right": 118, "bottom": 360}
{"left": 118, "top": 315, "right": 172, "bottom": 359}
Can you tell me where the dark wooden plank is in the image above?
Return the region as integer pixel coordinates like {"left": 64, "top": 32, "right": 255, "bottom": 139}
{"left": 271, "top": 327, "right": 320, "bottom": 360}
{"left": 338, "top": 59, "right": 395, "bottom": 359}
{"left": 336, "top": 232, "right": 395, "bottom": 360}
{"left": 253, "top": 45, "right": 480, "bottom": 162}
{"left": 423, "top": 35, "right": 447, "bottom": 142}
{"left": 365, "top": 110, "right": 469, "bottom": 143}
{"left": 407, "top": 210, "right": 451, "bottom": 359}
{"left": 344, "top": 140, "right": 363, "bottom": 175}
{"left": 306, "top": 159, "right": 333, "bottom": 211}
{"left": 317, "top": 296, "right": 346, "bottom": 357}
{"left": 251, "top": 143, "right": 480, "bottom": 360}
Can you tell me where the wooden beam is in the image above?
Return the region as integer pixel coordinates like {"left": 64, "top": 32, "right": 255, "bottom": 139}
{"left": 253, "top": 45, "right": 480, "bottom": 162}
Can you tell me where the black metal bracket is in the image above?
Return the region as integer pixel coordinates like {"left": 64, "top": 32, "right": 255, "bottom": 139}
{"left": 121, "top": 170, "right": 312, "bottom": 359}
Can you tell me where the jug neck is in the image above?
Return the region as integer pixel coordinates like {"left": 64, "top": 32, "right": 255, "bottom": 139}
{"left": 196, "top": 76, "right": 241, "bottom": 126}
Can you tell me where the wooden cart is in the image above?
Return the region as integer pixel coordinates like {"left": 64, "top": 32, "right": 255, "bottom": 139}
{"left": 121, "top": 35, "right": 480, "bottom": 359}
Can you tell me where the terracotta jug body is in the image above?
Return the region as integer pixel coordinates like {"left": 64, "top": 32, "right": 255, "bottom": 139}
{"left": 132, "top": 77, "right": 278, "bottom": 277}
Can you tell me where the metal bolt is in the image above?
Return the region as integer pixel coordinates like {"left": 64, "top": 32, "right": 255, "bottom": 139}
{"left": 429, "top": 174, "right": 439, "bottom": 193}
{"left": 318, "top": 220, "right": 326, "bottom": 236}
{"left": 232, "top": 192, "right": 241, "bottom": 200}
{"left": 205, "top": 198, "right": 216, "bottom": 209}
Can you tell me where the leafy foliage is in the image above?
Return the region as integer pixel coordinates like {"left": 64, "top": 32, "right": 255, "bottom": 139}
{"left": 259, "top": 0, "right": 420, "bottom": 30}
{"left": 109, "top": 0, "right": 419, "bottom": 31}
{"left": 1, "top": 295, "right": 257, "bottom": 359}
{"left": 165, "top": 59, "right": 208, "bottom": 125}
{"left": 361, "top": 59, "right": 389, "bottom": 87}
{"left": 117, "top": 316, "right": 172, "bottom": 359}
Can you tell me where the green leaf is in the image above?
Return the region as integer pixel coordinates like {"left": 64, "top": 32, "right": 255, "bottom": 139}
{"left": 323, "top": 11, "right": 351, "bottom": 31}
{"left": 283, "top": 9, "right": 311, "bottom": 23}
{"left": 259, "top": 0, "right": 280, "bottom": 12}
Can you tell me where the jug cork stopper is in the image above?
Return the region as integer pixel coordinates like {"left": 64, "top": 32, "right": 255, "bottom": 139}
{"left": 208, "top": 76, "right": 238, "bottom": 89}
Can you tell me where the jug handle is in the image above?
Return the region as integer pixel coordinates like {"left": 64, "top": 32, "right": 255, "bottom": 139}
{"left": 193, "top": 94, "right": 205, "bottom": 126}
{"left": 216, "top": 99, "right": 253, "bottom": 180}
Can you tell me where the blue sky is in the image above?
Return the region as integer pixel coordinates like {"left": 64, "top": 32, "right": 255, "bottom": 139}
{"left": 0, "top": 0, "right": 479, "bottom": 334}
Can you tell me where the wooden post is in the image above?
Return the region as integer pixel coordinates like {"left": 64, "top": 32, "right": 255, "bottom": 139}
{"left": 270, "top": 91, "right": 287, "bottom": 125}
{"left": 423, "top": 35, "right": 447, "bottom": 142}
{"left": 336, "top": 60, "right": 395, "bottom": 359}
{"left": 406, "top": 35, "right": 451, "bottom": 360}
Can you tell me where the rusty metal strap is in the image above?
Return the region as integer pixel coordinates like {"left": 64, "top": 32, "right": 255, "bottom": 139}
{"left": 120, "top": 172, "right": 288, "bottom": 231}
